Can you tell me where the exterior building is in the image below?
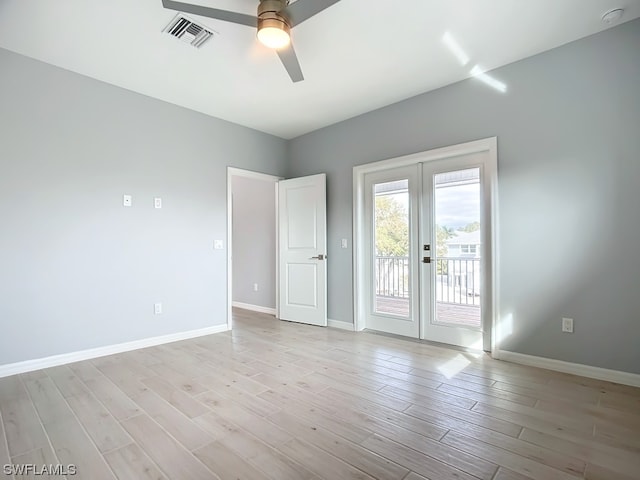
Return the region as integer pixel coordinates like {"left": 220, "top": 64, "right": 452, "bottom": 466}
{"left": 442, "top": 230, "right": 481, "bottom": 300}
{"left": 445, "top": 230, "right": 481, "bottom": 258}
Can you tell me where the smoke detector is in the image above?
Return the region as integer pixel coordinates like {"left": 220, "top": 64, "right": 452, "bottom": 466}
{"left": 601, "top": 8, "right": 624, "bottom": 25}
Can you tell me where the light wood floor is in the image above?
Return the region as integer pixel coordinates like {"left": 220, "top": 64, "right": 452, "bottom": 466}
{"left": 1, "top": 308, "right": 639, "bottom": 480}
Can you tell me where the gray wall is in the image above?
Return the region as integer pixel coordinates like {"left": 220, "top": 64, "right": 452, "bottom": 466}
{"left": 288, "top": 19, "right": 640, "bottom": 374}
{"left": 232, "top": 175, "right": 277, "bottom": 309}
{"left": 0, "top": 48, "right": 287, "bottom": 365}
{"left": 2, "top": 19, "right": 639, "bottom": 375}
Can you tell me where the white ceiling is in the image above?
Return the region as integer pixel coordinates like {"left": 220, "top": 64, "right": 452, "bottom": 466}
{"left": 1, "top": 0, "right": 638, "bottom": 139}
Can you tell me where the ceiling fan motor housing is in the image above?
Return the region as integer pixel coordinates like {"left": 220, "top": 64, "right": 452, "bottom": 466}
{"left": 258, "top": 0, "right": 291, "bottom": 32}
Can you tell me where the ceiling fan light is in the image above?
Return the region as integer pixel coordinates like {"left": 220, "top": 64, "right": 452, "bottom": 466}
{"left": 257, "top": 17, "right": 291, "bottom": 49}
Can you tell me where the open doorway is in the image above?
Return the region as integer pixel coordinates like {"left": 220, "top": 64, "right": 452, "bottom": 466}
{"left": 227, "top": 168, "right": 281, "bottom": 329}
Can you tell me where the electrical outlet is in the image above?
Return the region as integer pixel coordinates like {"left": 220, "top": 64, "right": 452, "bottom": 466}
{"left": 253, "top": 283, "right": 259, "bottom": 292}
{"left": 562, "top": 317, "right": 573, "bottom": 333}
{"left": 154, "top": 303, "right": 162, "bottom": 315}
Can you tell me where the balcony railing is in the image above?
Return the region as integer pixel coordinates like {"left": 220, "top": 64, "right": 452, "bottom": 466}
{"left": 435, "top": 257, "right": 481, "bottom": 306}
{"left": 375, "top": 256, "right": 410, "bottom": 298}
{"left": 375, "top": 256, "right": 480, "bottom": 306}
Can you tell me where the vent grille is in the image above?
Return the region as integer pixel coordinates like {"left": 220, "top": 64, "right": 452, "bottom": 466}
{"left": 164, "top": 14, "right": 214, "bottom": 48}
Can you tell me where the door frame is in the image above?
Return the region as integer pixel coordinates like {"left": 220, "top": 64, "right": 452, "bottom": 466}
{"left": 353, "top": 137, "right": 500, "bottom": 353}
{"left": 227, "top": 167, "right": 283, "bottom": 331}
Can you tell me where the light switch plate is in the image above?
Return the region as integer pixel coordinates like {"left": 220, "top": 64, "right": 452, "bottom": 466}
{"left": 214, "top": 240, "right": 224, "bottom": 250}
{"left": 341, "top": 238, "right": 348, "bottom": 249}
{"left": 154, "top": 197, "right": 162, "bottom": 209}
{"left": 123, "top": 194, "right": 132, "bottom": 207}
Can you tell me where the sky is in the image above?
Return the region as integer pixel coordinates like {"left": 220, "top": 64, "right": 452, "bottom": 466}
{"left": 379, "top": 181, "right": 480, "bottom": 230}
{"left": 435, "top": 183, "right": 480, "bottom": 229}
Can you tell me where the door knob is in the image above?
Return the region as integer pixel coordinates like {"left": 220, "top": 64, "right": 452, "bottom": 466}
{"left": 310, "top": 254, "right": 326, "bottom": 260}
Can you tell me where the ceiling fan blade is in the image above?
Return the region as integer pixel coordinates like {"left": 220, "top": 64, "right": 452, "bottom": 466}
{"left": 162, "top": 0, "right": 257, "bottom": 27}
{"left": 276, "top": 43, "right": 304, "bottom": 83}
{"left": 282, "top": 0, "right": 341, "bottom": 27}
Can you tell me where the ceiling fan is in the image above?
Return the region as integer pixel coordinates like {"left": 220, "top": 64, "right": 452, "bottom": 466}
{"left": 161, "top": 0, "right": 342, "bottom": 82}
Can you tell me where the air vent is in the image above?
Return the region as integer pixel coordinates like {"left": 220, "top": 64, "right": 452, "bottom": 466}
{"left": 163, "top": 13, "right": 215, "bottom": 48}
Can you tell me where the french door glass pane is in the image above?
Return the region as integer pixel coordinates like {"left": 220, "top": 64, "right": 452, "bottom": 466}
{"left": 373, "top": 179, "right": 410, "bottom": 318}
{"left": 433, "top": 168, "right": 481, "bottom": 328}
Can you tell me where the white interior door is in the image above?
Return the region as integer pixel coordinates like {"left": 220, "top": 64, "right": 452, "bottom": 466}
{"left": 278, "top": 174, "right": 327, "bottom": 326}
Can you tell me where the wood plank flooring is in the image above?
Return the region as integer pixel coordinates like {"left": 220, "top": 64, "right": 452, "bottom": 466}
{"left": 0, "top": 308, "right": 639, "bottom": 480}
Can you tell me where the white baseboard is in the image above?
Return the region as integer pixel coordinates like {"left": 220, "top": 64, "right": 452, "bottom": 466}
{"left": 0, "top": 324, "right": 229, "bottom": 379}
{"left": 232, "top": 301, "right": 277, "bottom": 316}
{"left": 497, "top": 350, "right": 640, "bottom": 388}
{"left": 328, "top": 319, "right": 355, "bottom": 331}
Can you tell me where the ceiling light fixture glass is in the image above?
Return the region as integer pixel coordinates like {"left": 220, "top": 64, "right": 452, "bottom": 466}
{"left": 256, "top": 0, "right": 291, "bottom": 49}
{"left": 257, "top": 17, "right": 291, "bottom": 49}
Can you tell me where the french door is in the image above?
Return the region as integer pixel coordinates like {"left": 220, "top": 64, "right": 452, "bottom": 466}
{"left": 362, "top": 150, "right": 493, "bottom": 350}
{"left": 420, "top": 154, "right": 487, "bottom": 349}
{"left": 363, "top": 166, "right": 420, "bottom": 337}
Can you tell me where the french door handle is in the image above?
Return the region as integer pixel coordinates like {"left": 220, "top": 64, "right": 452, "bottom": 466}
{"left": 422, "top": 256, "right": 431, "bottom": 264}
{"left": 310, "top": 254, "right": 326, "bottom": 260}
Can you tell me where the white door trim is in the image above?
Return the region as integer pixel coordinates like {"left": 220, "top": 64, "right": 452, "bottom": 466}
{"left": 353, "top": 138, "right": 500, "bottom": 354}
{"left": 227, "top": 167, "right": 283, "bottom": 331}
